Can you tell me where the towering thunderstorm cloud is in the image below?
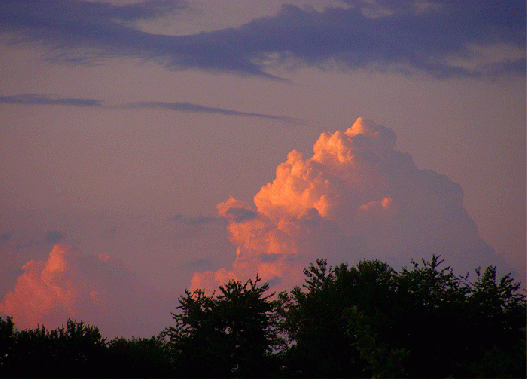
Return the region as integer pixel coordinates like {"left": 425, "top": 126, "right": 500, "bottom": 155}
{"left": 192, "top": 118, "right": 503, "bottom": 293}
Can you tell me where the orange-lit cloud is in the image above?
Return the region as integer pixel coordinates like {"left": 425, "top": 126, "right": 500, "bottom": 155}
{"left": 191, "top": 117, "right": 505, "bottom": 293}
{"left": 0, "top": 244, "right": 173, "bottom": 338}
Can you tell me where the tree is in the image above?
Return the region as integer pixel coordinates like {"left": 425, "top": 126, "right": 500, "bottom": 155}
{"left": 279, "top": 259, "right": 398, "bottom": 377}
{"left": 391, "top": 258, "right": 526, "bottom": 377}
{"left": 164, "top": 276, "right": 282, "bottom": 377}
{"left": 389, "top": 256, "right": 471, "bottom": 377}
{"left": 0, "top": 319, "right": 107, "bottom": 377}
{"left": 105, "top": 336, "right": 172, "bottom": 377}
{"left": 280, "top": 256, "right": 526, "bottom": 378}
{"left": 0, "top": 317, "right": 16, "bottom": 370}
{"left": 463, "top": 266, "right": 526, "bottom": 378}
{"left": 0, "top": 256, "right": 523, "bottom": 378}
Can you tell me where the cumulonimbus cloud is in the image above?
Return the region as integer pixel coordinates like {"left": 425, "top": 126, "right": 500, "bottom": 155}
{"left": 0, "top": 244, "right": 173, "bottom": 338}
{"left": 191, "top": 117, "right": 507, "bottom": 293}
{"left": 0, "top": 0, "right": 524, "bottom": 77}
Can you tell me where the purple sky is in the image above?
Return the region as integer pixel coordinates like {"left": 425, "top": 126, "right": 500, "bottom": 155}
{"left": 0, "top": 0, "right": 525, "bottom": 338}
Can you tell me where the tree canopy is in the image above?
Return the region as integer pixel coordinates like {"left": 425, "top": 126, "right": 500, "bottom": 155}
{"left": 0, "top": 255, "right": 525, "bottom": 378}
{"left": 278, "top": 256, "right": 525, "bottom": 377}
{"left": 162, "top": 276, "right": 282, "bottom": 377}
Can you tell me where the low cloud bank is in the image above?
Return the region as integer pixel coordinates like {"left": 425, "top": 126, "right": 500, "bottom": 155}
{"left": 0, "top": 244, "right": 173, "bottom": 338}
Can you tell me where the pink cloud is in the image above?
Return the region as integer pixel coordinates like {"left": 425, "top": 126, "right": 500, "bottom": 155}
{"left": 192, "top": 118, "right": 506, "bottom": 293}
{"left": 0, "top": 244, "right": 174, "bottom": 338}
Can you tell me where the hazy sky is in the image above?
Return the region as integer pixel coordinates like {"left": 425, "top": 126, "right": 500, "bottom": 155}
{"left": 0, "top": 0, "right": 525, "bottom": 338}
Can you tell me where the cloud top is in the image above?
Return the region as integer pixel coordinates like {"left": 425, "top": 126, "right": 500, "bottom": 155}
{"left": 192, "top": 117, "right": 505, "bottom": 293}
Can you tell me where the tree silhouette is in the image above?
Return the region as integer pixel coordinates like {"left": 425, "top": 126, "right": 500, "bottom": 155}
{"left": 463, "top": 266, "right": 526, "bottom": 378}
{"left": 105, "top": 336, "right": 172, "bottom": 377}
{"left": 0, "top": 316, "right": 16, "bottom": 371}
{"left": 0, "top": 256, "right": 524, "bottom": 378}
{"left": 279, "top": 255, "right": 526, "bottom": 378}
{"left": 279, "top": 259, "right": 398, "bottom": 377}
{"left": 164, "top": 276, "right": 282, "bottom": 377}
{"left": 0, "top": 319, "right": 106, "bottom": 377}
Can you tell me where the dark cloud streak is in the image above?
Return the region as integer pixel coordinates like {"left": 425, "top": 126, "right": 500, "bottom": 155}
{"left": 168, "top": 214, "right": 217, "bottom": 225}
{"left": 0, "top": 94, "right": 301, "bottom": 122}
{"left": 0, "top": 94, "right": 103, "bottom": 107}
{"left": 127, "top": 101, "right": 303, "bottom": 123}
{"left": 0, "top": 0, "right": 186, "bottom": 26}
{"left": 0, "top": 0, "right": 524, "bottom": 78}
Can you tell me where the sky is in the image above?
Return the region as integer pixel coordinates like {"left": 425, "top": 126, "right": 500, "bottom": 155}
{"left": 0, "top": 0, "right": 525, "bottom": 338}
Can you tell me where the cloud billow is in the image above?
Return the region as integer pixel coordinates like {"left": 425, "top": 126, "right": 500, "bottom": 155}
{"left": 192, "top": 118, "right": 507, "bottom": 293}
{"left": 0, "top": 0, "right": 524, "bottom": 78}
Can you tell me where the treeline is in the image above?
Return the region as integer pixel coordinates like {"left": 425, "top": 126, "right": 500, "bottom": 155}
{"left": 1, "top": 256, "right": 525, "bottom": 378}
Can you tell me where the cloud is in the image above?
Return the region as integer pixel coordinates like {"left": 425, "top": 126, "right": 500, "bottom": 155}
{"left": 0, "top": 94, "right": 103, "bottom": 107}
{"left": 0, "top": 93, "right": 300, "bottom": 122}
{"left": 126, "top": 101, "right": 302, "bottom": 123}
{"left": 0, "top": 0, "right": 186, "bottom": 30}
{"left": 44, "top": 231, "right": 64, "bottom": 245}
{"left": 0, "top": 233, "right": 12, "bottom": 243}
{"left": 0, "top": 209, "right": 236, "bottom": 307}
{"left": 101, "top": 226, "right": 117, "bottom": 240}
{"left": 191, "top": 117, "right": 509, "bottom": 293}
{"left": 0, "top": 244, "right": 174, "bottom": 338}
{"left": 0, "top": 0, "right": 524, "bottom": 77}
{"left": 168, "top": 213, "right": 217, "bottom": 225}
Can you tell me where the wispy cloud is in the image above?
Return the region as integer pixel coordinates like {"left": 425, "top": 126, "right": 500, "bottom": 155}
{"left": 0, "top": 94, "right": 103, "bottom": 107}
{"left": 1, "top": 0, "right": 524, "bottom": 77}
{"left": 168, "top": 214, "right": 217, "bottom": 225}
{"left": 127, "top": 101, "right": 303, "bottom": 123}
{"left": 0, "top": 93, "right": 301, "bottom": 122}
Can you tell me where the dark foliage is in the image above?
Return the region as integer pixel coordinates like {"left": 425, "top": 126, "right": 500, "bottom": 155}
{"left": 278, "top": 258, "right": 399, "bottom": 377}
{"left": 0, "top": 319, "right": 106, "bottom": 377}
{"left": 278, "top": 255, "right": 526, "bottom": 378}
{"left": 105, "top": 336, "right": 172, "bottom": 377}
{"left": 163, "top": 276, "right": 282, "bottom": 377}
{"left": 0, "top": 255, "right": 525, "bottom": 378}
